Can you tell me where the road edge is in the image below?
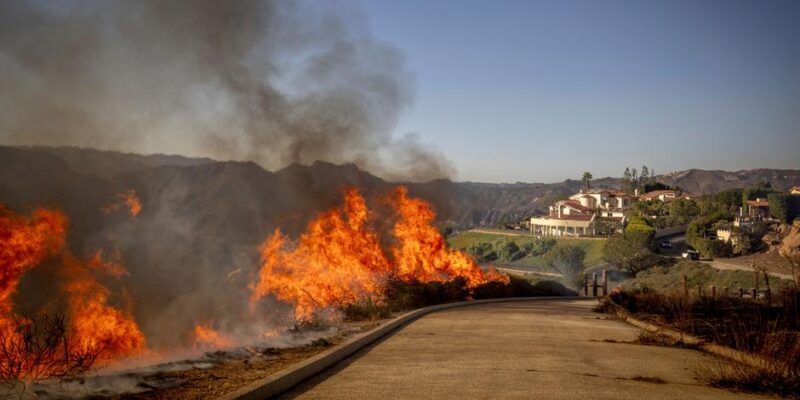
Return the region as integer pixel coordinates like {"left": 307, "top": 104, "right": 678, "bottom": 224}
{"left": 609, "top": 305, "right": 772, "bottom": 369}
{"left": 217, "top": 296, "right": 584, "bottom": 400}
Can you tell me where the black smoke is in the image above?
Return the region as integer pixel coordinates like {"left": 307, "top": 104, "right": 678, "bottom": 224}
{"left": 0, "top": 0, "right": 453, "bottom": 181}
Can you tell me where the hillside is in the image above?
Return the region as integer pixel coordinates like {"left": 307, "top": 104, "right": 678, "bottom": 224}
{"left": 3, "top": 146, "right": 800, "bottom": 231}
{"left": 2, "top": 145, "right": 799, "bottom": 347}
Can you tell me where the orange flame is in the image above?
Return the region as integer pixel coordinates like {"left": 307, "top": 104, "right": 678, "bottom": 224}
{"left": 102, "top": 190, "right": 142, "bottom": 219}
{"left": 389, "top": 186, "right": 491, "bottom": 287}
{"left": 251, "top": 188, "right": 391, "bottom": 321}
{"left": 0, "top": 204, "right": 145, "bottom": 378}
{"left": 251, "top": 187, "right": 507, "bottom": 321}
{"left": 62, "top": 253, "right": 146, "bottom": 363}
{"left": 192, "top": 324, "right": 234, "bottom": 349}
{"left": 0, "top": 205, "right": 67, "bottom": 324}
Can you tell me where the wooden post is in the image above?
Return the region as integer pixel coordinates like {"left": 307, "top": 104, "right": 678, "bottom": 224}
{"left": 738, "top": 287, "right": 744, "bottom": 298}
{"left": 583, "top": 274, "right": 589, "bottom": 297}
{"left": 752, "top": 288, "right": 758, "bottom": 299}
{"left": 602, "top": 269, "right": 608, "bottom": 296}
{"left": 592, "top": 272, "right": 598, "bottom": 297}
{"left": 711, "top": 285, "right": 716, "bottom": 300}
{"left": 681, "top": 274, "right": 688, "bottom": 298}
{"left": 697, "top": 284, "right": 703, "bottom": 298}
{"left": 765, "top": 288, "right": 771, "bottom": 307}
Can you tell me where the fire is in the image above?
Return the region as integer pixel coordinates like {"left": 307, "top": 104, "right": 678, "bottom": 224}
{"left": 193, "top": 324, "right": 234, "bottom": 349}
{"left": 251, "top": 188, "right": 392, "bottom": 321}
{"left": 389, "top": 187, "right": 490, "bottom": 287}
{"left": 102, "top": 190, "right": 142, "bottom": 219}
{"left": 0, "top": 205, "right": 67, "bottom": 325}
{"left": 251, "top": 187, "right": 507, "bottom": 321}
{"left": 62, "top": 254, "right": 146, "bottom": 363}
{"left": 0, "top": 204, "right": 145, "bottom": 379}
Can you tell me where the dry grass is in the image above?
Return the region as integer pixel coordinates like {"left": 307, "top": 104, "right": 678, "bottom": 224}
{"left": 600, "top": 288, "right": 800, "bottom": 397}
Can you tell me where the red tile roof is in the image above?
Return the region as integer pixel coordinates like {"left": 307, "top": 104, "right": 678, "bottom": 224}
{"left": 747, "top": 199, "right": 769, "bottom": 207}
{"left": 639, "top": 190, "right": 677, "bottom": 200}
{"left": 556, "top": 199, "right": 592, "bottom": 212}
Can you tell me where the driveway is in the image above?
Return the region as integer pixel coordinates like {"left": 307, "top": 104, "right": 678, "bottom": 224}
{"left": 279, "top": 299, "right": 767, "bottom": 400}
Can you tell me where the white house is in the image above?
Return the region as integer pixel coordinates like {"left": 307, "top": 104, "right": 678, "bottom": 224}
{"left": 530, "top": 189, "right": 634, "bottom": 237}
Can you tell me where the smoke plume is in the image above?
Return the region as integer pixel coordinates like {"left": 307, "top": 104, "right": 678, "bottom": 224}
{"left": 0, "top": 0, "right": 453, "bottom": 181}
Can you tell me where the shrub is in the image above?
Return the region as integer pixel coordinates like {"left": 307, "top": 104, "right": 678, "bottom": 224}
{"left": 342, "top": 298, "right": 392, "bottom": 321}
{"left": 542, "top": 244, "right": 586, "bottom": 288}
{"left": 0, "top": 312, "right": 100, "bottom": 384}
{"left": 603, "top": 231, "right": 658, "bottom": 275}
{"left": 769, "top": 193, "right": 800, "bottom": 223}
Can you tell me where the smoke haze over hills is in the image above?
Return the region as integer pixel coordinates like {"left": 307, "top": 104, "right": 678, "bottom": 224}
{"left": 0, "top": 0, "right": 452, "bottom": 182}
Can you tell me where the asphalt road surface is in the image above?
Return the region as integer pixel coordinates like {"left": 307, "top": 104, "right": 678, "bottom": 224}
{"left": 279, "top": 299, "right": 767, "bottom": 400}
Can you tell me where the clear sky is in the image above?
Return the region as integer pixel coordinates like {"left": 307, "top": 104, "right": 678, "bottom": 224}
{"left": 359, "top": 0, "right": 800, "bottom": 183}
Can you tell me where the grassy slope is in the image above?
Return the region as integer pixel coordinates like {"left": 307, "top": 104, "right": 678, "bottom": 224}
{"left": 632, "top": 260, "right": 791, "bottom": 292}
{"left": 447, "top": 231, "right": 607, "bottom": 270}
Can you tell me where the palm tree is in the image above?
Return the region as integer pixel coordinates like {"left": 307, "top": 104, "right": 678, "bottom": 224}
{"left": 582, "top": 171, "right": 593, "bottom": 192}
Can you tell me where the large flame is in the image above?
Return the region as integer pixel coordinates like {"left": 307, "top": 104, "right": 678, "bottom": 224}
{"left": 251, "top": 187, "right": 506, "bottom": 321}
{"left": 389, "top": 187, "right": 488, "bottom": 287}
{"left": 0, "top": 205, "right": 145, "bottom": 379}
{"left": 251, "top": 188, "right": 392, "bottom": 320}
{"left": 62, "top": 253, "right": 146, "bottom": 364}
{"left": 0, "top": 206, "right": 67, "bottom": 327}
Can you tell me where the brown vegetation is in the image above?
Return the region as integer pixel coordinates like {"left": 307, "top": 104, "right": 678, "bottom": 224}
{"left": 600, "top": 288, "right": 800, "bottom": 397}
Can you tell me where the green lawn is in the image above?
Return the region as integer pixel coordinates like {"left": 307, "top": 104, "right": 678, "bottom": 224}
{"left": 447, "top": 230, "right": 607, "bottom": 270}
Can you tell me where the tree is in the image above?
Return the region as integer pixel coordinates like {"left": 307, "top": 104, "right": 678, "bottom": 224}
{"left": 631, "top": 168, "right": 639, "bottom": 193}
{"left": 667, "top": 198, "right": 699, "bottom": 226}
{"left": 466, "top": 242, "right": 496, "bottom": 262}
{"left": 622, "top": 167, "right": 632, "bottom": 193}
{"left": 769, "top": 193, "right": 800, "bottom": 223}
{"left": 625, "top": 216, "right": 656, "bottom": 238}
{"left": 603, "top": 231, "right": 657, "bottom": 275}
{"left": 543, "top": 244, "right": 586, "bottom": 288}
{"left": 497, "top": 240, "right": 522, "bottom": 262}
{"left": 641, "top": 165, "right": 650, "bottom": 185}
{"left": 582, "top": 171, "right": 593, "bottom": 191}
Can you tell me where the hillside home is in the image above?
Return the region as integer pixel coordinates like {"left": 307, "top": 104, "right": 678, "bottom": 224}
{"left": 746, "top": 198, "right": 770, "bottom": 219}
{"left": 530, "top": 189, "right": 634, "bottom": 237}
{"left": 716, "top": 228, "right": 739, "bottom": 246}
{"left": 638, "top": 189, "right": 692, "bottom": 202}
{"left": 791, "top": 186, "right": 800, "bottom": 195}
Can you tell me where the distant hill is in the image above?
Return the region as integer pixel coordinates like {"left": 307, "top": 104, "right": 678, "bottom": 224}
{"left": 658, "top": 168, "right": 800, "bottom": 194}
{"left": 1, "top": 145, "right": 798, "bottom": 347}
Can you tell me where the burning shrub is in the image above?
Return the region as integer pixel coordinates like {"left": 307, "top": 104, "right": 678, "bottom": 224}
{"left": 342, "top": 297, "right": 393, "bottom": 322}
{"left": 0, "top": 205, "right": 145, "bottom": 382}
{"left": 0, "top": 312, "right": 100, "bottom": 384}
{"left": 251, "top": 187, "right": 509, "bottom": 322}
{"left": 382, "top": 276, "right": 471, "bottom": 312}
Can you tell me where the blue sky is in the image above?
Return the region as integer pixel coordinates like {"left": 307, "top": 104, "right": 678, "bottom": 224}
{"left": 359, "top": 0, "right": 800, "bottom": 183}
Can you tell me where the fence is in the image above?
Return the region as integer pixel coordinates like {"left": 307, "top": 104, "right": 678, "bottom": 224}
{"left": 583, "top": 270, "right": 799, "bottom": 310}
{"left": 583, "top": 270, "right": 609, "bottom": 297}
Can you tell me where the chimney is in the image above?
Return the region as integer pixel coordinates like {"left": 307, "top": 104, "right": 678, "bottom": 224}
{"left": 634, "top": 188, "right": 640, "bottom": 196}
{"left": 557, "top": 205, "right": 562, "bottom": 219}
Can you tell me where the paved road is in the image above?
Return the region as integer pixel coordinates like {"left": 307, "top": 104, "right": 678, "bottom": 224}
{"left": 702, "top": 259, "right": 794, "bottom": 280}
{"left": 661, "top": 234, "right": 793, "bottom": 280}
{"left": 279, "top": 299, "right": 767, "bottom": 400}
